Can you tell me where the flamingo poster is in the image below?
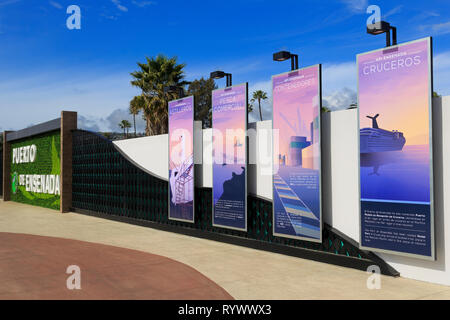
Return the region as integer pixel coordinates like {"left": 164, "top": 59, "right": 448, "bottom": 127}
{"left": 358, "top": 38, "right": 434, "bottom": 259}
{"left": 212, "top": 83, "right": 248, "bottom": 231}
{"left": 272, "top": 65, "right": 322, "bottom": 242}
{"left": 168, "top": 96, "right": 195, "bottom": 223}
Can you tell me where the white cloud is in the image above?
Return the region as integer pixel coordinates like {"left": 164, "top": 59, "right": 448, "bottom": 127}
{"left": 49, "top": 1, "right": 63, "bottom": 9}
{"left": 323, "top": 87, "right": 357, "bottom": 111}
{"left": 0, "top": 0, "right": 21, "bottom": 8}
{"left": 423, "top": 21, "right": 450, "bottom": 36}
{"left": 341, "top": 0, "right": 368, "bottom": 13}
{"left": 132, "top": 0, "right": 157, "bottom": 7}
{"left": 382, "top": 5, "right": 403, "bottom": 19}
{"left": 112, "top": 0, "right": 128, "bottom": 12}
{"left": 434, "top": 51, "right": 450, "bottom": 97}
{"left": 105, "top": 108, "right": 146, "bottom": 132}
{"left": 100, "top": 13, "right": 118, "bottom": 21}
{"left": 0, "top": 68, "right": 140, "bottom": 131}
{"left": 78, "top": 115, "right": 102, "bottom": 132}
{"left": 322, "top": 61, "right": 357, "bottom": 95}
{"left": 78, "top": 108, "right": 146, "bottom": 133}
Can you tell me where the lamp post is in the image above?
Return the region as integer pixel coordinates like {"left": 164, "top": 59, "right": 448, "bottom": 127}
{"left": 164, "top": 85, "right": 185, "bottom": 98}
{"left": 273, "top": 51, "right": 299, "bottom": 71}
{"left": 210, "top": 70, "right": 232, "bottom": 87}
{"left": 367, "top": 21, "right": 397, "bottom": 47}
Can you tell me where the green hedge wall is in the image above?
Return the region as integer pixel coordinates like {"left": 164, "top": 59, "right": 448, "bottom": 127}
{"left": 10, "top": 130, "right": 61, "bottom": 210}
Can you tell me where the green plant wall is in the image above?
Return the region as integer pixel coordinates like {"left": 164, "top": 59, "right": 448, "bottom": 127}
{"left": 10, "top": 131, "right": 61, "bottom": 210}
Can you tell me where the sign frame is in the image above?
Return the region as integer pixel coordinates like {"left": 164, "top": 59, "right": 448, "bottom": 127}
{"left": 271, "top": 64, "right": 323, "bottom": 243}
{"left": 357, "top": 37, "right": 435, "bottom": 260}
{"left": 211, "top": 82, "right": 248, "bottom": 232}
{"left": 168, "top": 95, "right": 195, "bottom": 224}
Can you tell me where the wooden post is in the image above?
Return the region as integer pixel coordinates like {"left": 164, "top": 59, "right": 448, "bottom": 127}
{"left": 60, "top": 111, "right": 77, "bottom": 213}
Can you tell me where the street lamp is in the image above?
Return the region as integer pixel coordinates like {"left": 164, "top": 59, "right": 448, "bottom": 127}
{"left": 367, "top": 21, "right": 397, "bottom": 47}
{"left": 164, "top": 85, "right": 185, "bottom": 98}
{"left": 210, "top": 70, "right": 232, "bottom": 87}
{"left": 273, "top": 51, "right": 299, "bottom": 71}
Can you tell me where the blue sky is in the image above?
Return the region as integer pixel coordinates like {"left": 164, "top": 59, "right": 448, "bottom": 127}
{"left": 1, "top": 0, "right": 450, "bottom": 132}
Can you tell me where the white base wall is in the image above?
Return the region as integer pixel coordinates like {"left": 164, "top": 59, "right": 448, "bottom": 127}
{"left": 113, "top": 134, "right": 169, "bottom": 180}
{"left": 322, "top": 109, "right": 360, "bottom": 243}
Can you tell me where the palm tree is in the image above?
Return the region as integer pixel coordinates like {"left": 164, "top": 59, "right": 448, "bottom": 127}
{"left": 187, "top": 77, "right": 217, "bottom": 128}
{"left": 250, "top": 90, "right": 268, "bottom": 121}
{"left": 129, "top": 96, "right": 142, "bottom": 137}
{"left": 118, "top": 120, "right": 132, "bottom": 139}
{"left": 248, "top": 100, "right": 254, "bottom": 116}
{"left": 130, "top": 54, "right": 189, "bottom": 135}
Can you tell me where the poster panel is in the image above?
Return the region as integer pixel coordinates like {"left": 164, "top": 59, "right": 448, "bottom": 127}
{"left": 212, "top": 83, "right": 248, "bottom": 231}
{"left": 168, "top": 96, "right": 195, "bottom": 223}
{"left": 272, "top": 65, "right": 322, "bottom": 242}
{"left": 10, "top": 131, "right": 61, "bottom": 211}
{"left": 357, "top": 37, "right": 434, "bottom": 259}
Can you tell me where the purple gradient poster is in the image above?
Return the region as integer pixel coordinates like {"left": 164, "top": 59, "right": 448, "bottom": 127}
{"left": 358, "top": 38, "right": 434, "bottom": 259}
{"left": 168, "top": 96, "right": 194, "bottom": 223}
{"left": 272, "top": 65, "right": 322, "bottom": 242}
{"left": 212, "top": 83, "right": 247, "bottom": 231}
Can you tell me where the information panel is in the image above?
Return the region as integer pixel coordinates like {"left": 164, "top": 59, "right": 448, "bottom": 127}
{"left": 357, "top": 37, "right": 434, "bottom": 259}
{"left": 272, "top": 65, "right": 322, "bottom": 242}
{"left": 212, "top": 83, "right": 248, "bottom": 231}
{"left": 10, "top": 130, "right": 61, "bottom": 211}
{"left": 168, "top": 96, "right": 195, "bottom": 223}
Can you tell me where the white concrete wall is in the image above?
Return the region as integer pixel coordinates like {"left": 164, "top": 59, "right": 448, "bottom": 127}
{"left": 321, "top": 110, "right": 360, "bottom": 242}
{"left": 113, "top": 134, "right": 169, "bottom": 180}
{"left": 248, "top": 121, "right": 273, "bottom": 200}
{"left": 200, "top": 128, "right": 213, "bottom": 188}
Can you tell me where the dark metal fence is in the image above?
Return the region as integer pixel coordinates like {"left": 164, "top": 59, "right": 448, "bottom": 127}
{"left": 72, "top": 129, "right": 397, "bottom": 275}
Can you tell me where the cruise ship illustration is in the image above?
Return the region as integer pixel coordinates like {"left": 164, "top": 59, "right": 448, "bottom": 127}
{"left": 360, "top": 114, "right": 406, "bottom": 153}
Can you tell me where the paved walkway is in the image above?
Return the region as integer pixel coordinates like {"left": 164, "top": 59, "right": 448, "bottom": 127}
{"left": 0, "top": 233, "right": 232, "bottom": 300}
{"left": 1, "top": 201, "right": 450, "bottom": 300}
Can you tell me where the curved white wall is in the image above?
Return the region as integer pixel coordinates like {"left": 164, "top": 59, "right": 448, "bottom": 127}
{"left": 113, "top": 135, "right": 169, "bottom": 180}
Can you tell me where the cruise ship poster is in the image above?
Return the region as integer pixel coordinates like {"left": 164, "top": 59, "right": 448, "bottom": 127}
{"left": 212, "top": 83, "right": 247, "bottom": 231}
{"left": 357, "top": 38, "right": 434, "bottom": 259}
{"left": 168, "top": 96, "right": 194, "bottom": 223}
{"left": 272, "top": 65, "right": 322, "bottom": 242}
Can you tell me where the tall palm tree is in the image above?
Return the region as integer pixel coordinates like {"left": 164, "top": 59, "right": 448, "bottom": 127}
{"left": 130, "top": 55, "right": 188, "bottom": 135}
{"left": 129, "top": 96, "right": 142, "bottom": 137}
{"left": 250, "top": 90, "right": 268, "bottom": 121}
{"left": 119, "top": 120, "right": 131, "bottom": 139}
